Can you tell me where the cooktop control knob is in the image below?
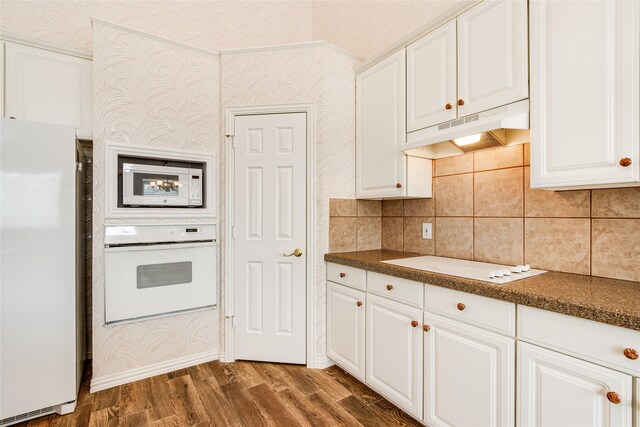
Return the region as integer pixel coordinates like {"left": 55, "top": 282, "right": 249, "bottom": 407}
{"left": 510, "top": 266, "right": 523, "bottom": 273}
{"left": 499, "top": 269, "right": 511, "bottom": 276}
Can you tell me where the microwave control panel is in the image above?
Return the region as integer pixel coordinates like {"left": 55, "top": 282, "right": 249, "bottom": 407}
{"left": 189, "top": 168, "right": 203, "bottom": 206}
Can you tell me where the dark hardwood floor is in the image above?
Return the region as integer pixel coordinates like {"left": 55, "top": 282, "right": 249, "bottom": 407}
{"left": 16, "top": 360, "right": 422, "bottom": 426}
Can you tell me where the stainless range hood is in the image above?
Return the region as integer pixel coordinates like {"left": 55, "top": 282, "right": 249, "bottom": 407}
{"left": 403, "top": 99, "right": 530, "bottom": 159}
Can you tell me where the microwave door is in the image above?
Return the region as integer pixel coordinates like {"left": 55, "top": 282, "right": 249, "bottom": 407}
{"left": 123, "top": 166, "right": 190, "bottom": 206}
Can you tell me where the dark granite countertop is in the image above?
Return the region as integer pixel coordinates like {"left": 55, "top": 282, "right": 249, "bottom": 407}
{"left": 324, "top": 250, "right": 640, "bottom": 332}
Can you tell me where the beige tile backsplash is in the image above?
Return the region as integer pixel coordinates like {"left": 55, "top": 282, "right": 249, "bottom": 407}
{"left": 329, "top": 143, "right": 640, "bottom": 282}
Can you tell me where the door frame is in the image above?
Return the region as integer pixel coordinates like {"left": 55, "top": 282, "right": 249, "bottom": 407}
{"left": 223, "top": 103, "right": 316, "bottom": 367}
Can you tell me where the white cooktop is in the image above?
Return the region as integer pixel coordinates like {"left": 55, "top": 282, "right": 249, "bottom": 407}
{"left": 382, "top": 256, "right": 546, "bottom": 284}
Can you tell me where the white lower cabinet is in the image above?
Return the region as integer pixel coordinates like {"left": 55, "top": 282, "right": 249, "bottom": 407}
{"left": 366, "top": 293, "right": 423, "bottom": 418}
{"left": 518, "top": 342, "right": 633, "bottom": 427}
{"left": 423, "top": 312, "right": 515, "bottom": 427}
{"left": 326, "top": 281, "right": 366, "bottom": 381}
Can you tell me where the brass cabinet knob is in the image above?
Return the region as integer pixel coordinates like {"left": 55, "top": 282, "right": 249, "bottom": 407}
{"left": 386, "top": 284, "right": 394, "bottom": 291}
{"left": 457, "top": 303, "right": 466, "bottom": 311}
{"left": 623, "top": 348, "right": 638, "bottom": 360}
{"left": 445, "top": 103, "right": 452, "bottom": 110}
{"left": 620, "top": 157, "right": 632, "bottom": 167}
{"left": 339, "top": 272, "right": 346, "bottom": 278}
{"left": 356, "top": 301, "right": 363, "bottom": 307}
{"left": 411, "top": 320, "right": 419, "bottom": 328}
{"left": 283, "top": 248, "right": 303, "bottom": 257}
{"left": 457, "top": 99, "right": 465, "bottom": 106}
{"left": 423, "top": 324, "right": 430, "bottom": 332}
{"left": 396, "top": 182, "right": 402, "bottom": 189}
{"left": 606, "top": 391, "right": 621, "bottom": 404}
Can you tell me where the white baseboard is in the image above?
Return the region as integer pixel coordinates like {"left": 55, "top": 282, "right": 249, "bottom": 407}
{"left": 311, "top": 356, "right": 335, "bottom": 369}
{"left": 90, "top": 350, "right": 218, "bottom": 392}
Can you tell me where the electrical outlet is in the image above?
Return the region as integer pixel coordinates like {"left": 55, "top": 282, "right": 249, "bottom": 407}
{"left": 422, "top": 222, "right": 432, "bottom": 240}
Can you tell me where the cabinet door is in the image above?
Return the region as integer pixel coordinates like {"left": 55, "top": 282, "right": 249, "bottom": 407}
{"left": 530, "top": 0, "right": 640, "bottom": 189}
{"left": 518, "top": 342, "right": 632, "bottom": 427}
{"left": 457, "top": 0, "right": 528, "bottom": 117}
{"left": 423, "top": 313, "right": 514, "bottom": 427}
{"left": 356, "top": 50, "right": 406, "bottom": 198}
{"left": 4, "top": 42, "right": 92, "bottom": 139}
{"left": 366, "top": 293, "right": 422, "bottom": 418}
{"left": 407, "top": 20, "right": 457, "bottom": 132}
{"left": 326, "top": 281, "right": 365, "bottom": 381}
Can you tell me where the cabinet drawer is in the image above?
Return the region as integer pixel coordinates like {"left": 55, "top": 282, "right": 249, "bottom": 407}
{"left": 518, "top": 305, "right": 640, "bottom": 377}
{"left": 367, "top": 271, "right": 424, "bottom": 309}
{"left": 326, "top": 263, "right": 366, "bottom": 291}
{"left": 424, "top": 285, "right": 515, "bottom": 336}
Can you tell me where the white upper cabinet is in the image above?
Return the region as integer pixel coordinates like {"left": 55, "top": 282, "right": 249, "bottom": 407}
{"left": 407, "top": 20, "right": 457, "bottom": 132}
{"left": 457, "top": 0, "right": 528, "bottom": 117}
{"left": 406, "top": 0, "right": 528, "bottom": 135}
{"left": 530, "top": 0, "right": 640, "bottom": 189}
{"left": 356, "top": 50, "right": 406, "bottom": 198}
{"left": 4, "top": 42, "right": 92, "bottom": 139}
{"left": 356, "top": 50, "right": 433, "bottom": 199}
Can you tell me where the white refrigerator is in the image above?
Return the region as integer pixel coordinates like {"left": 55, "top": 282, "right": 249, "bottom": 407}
{"left": 0, "top": 118, "right": 84, "bottom": 424}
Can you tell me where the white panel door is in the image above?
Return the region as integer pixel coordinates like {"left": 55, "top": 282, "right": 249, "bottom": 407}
{"left": 326, "top": 281, "right": 365, "bottom": 381}
{"left": 407, "top": 20, "right": 457, "bottom": 132}
{"left": 518, "top": 342, "right": 632, "bottom": 427}
{"left": 233, "top": 113, "right": 306, "bottom": 364}
{"left": 423, "top": 312, "right": 515, "bottom": 427}
{"left": 356, "top": 50, "right": 406, "bottom": 198}
{"left": 530, "top": 0, "right": 640, "bottom": 189}
{"left": 457, "top": 0, "right": 528, "bottom": 117}
{"left": 4, "top": 42, "right": 92, "bottom": 139}
{"left": 366, "top": 293, "right": 422, "bottom": 418}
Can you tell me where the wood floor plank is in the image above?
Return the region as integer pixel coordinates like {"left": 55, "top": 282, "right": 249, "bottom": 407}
{"left": 306, "top": 390, "right": 362, "bottom": 426}
{"left": 274, "top": 363, "right": 320, "bottom": 396}
{"left": 120, "top": 409, "right": 150, "bottom": 427}
{"left": 228, "top": 361, "right": 265, "bottom": 389}
{"left": 193, "top": 377, "right": 240, "bottom": 427}
{"left": 187, "top": 361, "right": 213, "bottom": 382}
{"left": 249, "top": 361, "right": 290, "bottom": 394}
{"left": 220, "top": 381, "right": 269, "bottom": 427}
{"left": 92, "top": 385, "right": 121, "bottom": 411}
{"left": 88, "top": 405, "right": 119, "bottom": 427}
{"left": 276, "top": 388, "right": 332, "bottom": 427}
{"left": 145, "top": 373, "right": 176, "bottom": 421}
{"left": 306, "top": 367, "right": 352, "bottom": 401}
{"left": 247, "top": 383, "right": 301, "bottom": 427}
{"left": 338, "top": 394, "right": 404, "bottom": 427}
{"left": 371, "top": 399, "right": 423, "bottom": 426}
{"left": 168, "top": 375, "right": 209, "bottom": 425}
{"left": 205, "top": 360, "right": 238, "bottom": 387}
{"left": 324, "top": 365, "right": 383, "bottom": 405}
{"left": 120, "top": 377, "right": 149, "bottom": 417}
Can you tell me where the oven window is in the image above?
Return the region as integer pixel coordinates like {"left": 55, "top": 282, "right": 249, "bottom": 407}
{"left": 133, "top": 173, "right": 181, "bottom": 197}
{"left": 137, "top": 261, "right": 192, "bottom": 288}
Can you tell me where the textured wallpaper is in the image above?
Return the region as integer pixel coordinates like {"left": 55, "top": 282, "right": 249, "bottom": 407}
{"left": 91, "top": 21, "right": 220, "bottom": 383}
{"left": 1, "top": 1, "right": 313, "bottom": 53}
{"left": 311, "top": 0, "right": 462, "bottom": 59}
{"left": 220, "top": 45, "right": 358, "bottom": 365}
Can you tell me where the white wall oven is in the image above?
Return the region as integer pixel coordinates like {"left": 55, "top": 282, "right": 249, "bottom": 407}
{"left": 104, "top": 224, "right": 216, "bottom": 323}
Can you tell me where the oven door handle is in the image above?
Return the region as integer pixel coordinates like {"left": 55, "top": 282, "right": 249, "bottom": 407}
{"left": 105, "top": 240, "right": 215, "bottom": 252}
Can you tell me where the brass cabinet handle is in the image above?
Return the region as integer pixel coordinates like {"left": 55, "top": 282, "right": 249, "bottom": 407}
{"left": 386, "top": 284, "right": 394, "bottom": 291}
{"left": 457, "top": 303, "right": 466, "bottom": 311}
{"left": 423, "top": 324, "right": 430, "bottom": 332}
{"left": 457, "top": 99, "right": 465, "bottom": 106}
{"left": 445, "top": 103, "right": 452, "bottom": 110}
{"left": 283, "top": 248, "right": 303, "bottom": 257}
{"left": 396, "top": 182, "right": 402, "bottom": 189}
{"left": 623, "top": 348, "right": 638, "bottom": 360}
{"left": 620, "top": 157, "right": 632, "bottom": 167}
{"left": 606, "top": 391, "right": 621, "bottom": 404}
{"left": 339, "top": 272, "right": 346, "bottom": 278}
{"left": 411, "top": 320, "right": 419, "bottom": 328}
{"left": 356, "top": 301, "right": 363, "bottom": 307}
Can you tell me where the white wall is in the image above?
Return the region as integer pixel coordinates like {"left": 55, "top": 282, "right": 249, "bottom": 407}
{"left": 220, "top": 44, "right": 358, "bottom": 365}
{"left": 91, "top": 21, "right": 220, "bottom": 390}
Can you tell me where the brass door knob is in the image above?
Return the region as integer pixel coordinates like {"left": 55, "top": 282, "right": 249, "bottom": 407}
{"left": 445, "top": 103, "right": 452, "bottom": 110}
{"left": 620, "top": 157, "right": 632, "bottom": 167}
{"left": 423, "top": 324, "right": 430, "bottom": 332}
{"left": 339, "top": 272, "right": 346, "bottom": 278}
{"left": 356, "top": 301, "right": 363, "bottom": 307}
{"left": 623, "top": 348, "right": 638, "bottom": 360}
{"left": 396, "top": 183, "right": 402, "bottom": 189}
{"left": 457, "top": 99, "right": 465, "bottom": 106}
{"left": 283, "top": 248, "right": 303, "bottom": 257}
{"left": 606, "top": 391, "right": 621, "bottom": 404}
{"left": 411, "top": 320, "right": 419, "bottom": 328}
{"left": 386, "top": 284, "right": 393, "bottom": 291}
{"left": 457, "top": 303, "right": 466, "bottom": 311}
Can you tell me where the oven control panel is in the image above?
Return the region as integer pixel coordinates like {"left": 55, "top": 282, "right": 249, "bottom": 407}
{"left": 105, "top": 224, "right": 216, "bottom": 245}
